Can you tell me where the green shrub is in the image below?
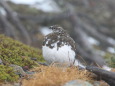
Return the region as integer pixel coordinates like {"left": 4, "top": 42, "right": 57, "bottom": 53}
{"left": 0, "top": 65, "right": 19, "bottom": 82}
{"left": 0, "top": 35, "right": 44, "bottom": 82}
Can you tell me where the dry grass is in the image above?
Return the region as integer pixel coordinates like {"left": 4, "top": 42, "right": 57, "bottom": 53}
{"left": 22, "top": 65, "right": 95, "bottom": 86}
{"left": 111, "top": 68, "right": 115, "bottom": 72}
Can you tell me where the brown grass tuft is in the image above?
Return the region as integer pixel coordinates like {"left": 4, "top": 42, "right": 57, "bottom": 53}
{"left": 111, "top": 68, "right": 115, "bottom": 72}
{"left": 22, "top": 65, "right": 95, "bottom": 86}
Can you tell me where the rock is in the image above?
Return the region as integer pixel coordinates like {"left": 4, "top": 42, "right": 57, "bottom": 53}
{"left": 10, "top": 64, "right": 26, "bottom": 76}
{"left": 31, "top": 57, "right": 37, "bottom": 61}
{"left": 63, "top": 80, "right": 93, "bottom": 86}
{"left": 22, "top": 66, "right": 29, "bottom": 71}
{"left": 37, "top": 62, "right": 48, "bottom": 66}
{"left": 0, "top": 58, "right": 3, "bottom": 65}
{"left": 93, "top": 81, "right": 109, "bottom": 86}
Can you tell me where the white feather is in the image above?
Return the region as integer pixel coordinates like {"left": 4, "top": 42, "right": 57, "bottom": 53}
{"left": 42, "top": 44, "right": 76, "bottom": 66}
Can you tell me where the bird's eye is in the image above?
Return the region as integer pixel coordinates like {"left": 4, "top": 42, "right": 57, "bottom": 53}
{"left": 49, "top": 26, "right": 53, "bottom": 29}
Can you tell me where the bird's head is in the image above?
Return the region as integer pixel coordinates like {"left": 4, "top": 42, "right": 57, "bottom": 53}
{"left": 49, "top": 25, "right": 65, "bottom": 33}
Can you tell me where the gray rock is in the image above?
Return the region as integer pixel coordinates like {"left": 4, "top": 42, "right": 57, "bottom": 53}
{"left": 93, "top": 81, "right": 109, "bottom": 86}
{"left": 31, "top": 57, "right": 37, "bottom": 61}
{"left": 0, "top": 58, "right": 3, "bottom": 65}
{"left": 64, "top": 80, "right": 93, "bottom": 86}
{"left": 10, "top": 64, "right": 26, "bottom": 76}
{"left": 37, "top": 62, "right": 48, "bottom": 66}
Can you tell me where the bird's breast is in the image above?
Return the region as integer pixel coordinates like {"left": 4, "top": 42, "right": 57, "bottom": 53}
{"left": 42, "top": 43, "right": 76, "bottom": 65}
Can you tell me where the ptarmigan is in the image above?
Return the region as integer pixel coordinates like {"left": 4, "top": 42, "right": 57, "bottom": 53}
{"left": 42, "top": 25, "right": 112, "bottom": 71}
{"left": 42, "top": 25, "right": 84, "bottom": 68}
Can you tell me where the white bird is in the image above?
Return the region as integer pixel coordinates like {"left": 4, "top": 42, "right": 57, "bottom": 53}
{"left": 42, "top": 25, "right": 111, "bottom": 71}
{"left": 42, "top": 25, "right": 84, "bottom": 68}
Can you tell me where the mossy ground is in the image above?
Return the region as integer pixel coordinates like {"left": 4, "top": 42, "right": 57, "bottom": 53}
{"left": 0, "top": 35, "right": 44, "bottom": 82}
{"left": 0, "top": 65, "right": 19, "bottom": 82}
{"left": 104, "top": 52, "right": 115, "bottom": 68}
